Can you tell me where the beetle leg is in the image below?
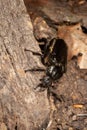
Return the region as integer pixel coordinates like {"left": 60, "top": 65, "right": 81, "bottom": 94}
{"left": 25, "top": 68, "right": 45, "bottom": 73}
{"left": 34, "top": 84, "right": 46, "bottom": 92}
{"left": 24, "top": 48, "right": 42, "bottom": 56}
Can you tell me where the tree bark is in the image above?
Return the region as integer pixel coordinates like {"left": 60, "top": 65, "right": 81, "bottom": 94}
{"left": 0, "top": 0, "right": 50, "bottom": 130}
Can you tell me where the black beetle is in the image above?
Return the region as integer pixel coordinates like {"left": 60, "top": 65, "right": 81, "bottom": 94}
{"left": 25, "top": 38, "right": 67, "bottom": 90}
{"left": 39, "top": 38, "right": 67, "bottom": 88}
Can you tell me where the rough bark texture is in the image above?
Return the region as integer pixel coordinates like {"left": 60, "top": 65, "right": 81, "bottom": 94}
{"left": 0, "top": 0, "right": 50, "bottom": 130}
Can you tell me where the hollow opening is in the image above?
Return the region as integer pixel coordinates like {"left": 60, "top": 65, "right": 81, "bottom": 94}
{"left": 39, "top": 44, "right": 46, "bottom": 54}
{"left": 81, "top": 26, "right": 87, "bottom": 34}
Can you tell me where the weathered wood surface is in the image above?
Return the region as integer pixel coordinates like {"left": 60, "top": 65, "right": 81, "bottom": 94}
{"left": 0, "top": 0, "right": 50, "bottom": 130}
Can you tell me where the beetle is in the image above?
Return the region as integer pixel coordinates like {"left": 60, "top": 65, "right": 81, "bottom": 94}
{"left": 25, "top": 38, "right": 67, "bottom": 90}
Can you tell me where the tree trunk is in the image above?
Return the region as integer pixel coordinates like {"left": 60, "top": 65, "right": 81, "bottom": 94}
{"left": 0, "top": 0, "right": 50, "bottom": 130}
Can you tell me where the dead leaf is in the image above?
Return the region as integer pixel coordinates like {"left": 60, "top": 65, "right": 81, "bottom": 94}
{"left": 58, "top": 23, "right": 87, "bottom": 69}
{"left": 33, "top": 17, "right": 56, "bottom": 42}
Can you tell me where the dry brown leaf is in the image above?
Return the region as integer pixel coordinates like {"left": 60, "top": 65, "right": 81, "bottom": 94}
{"left": 58, "top": 23, "right": 87, "bottom": 69}
{"left": 33, "top": 17, "right": 56, "bottom": 42}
